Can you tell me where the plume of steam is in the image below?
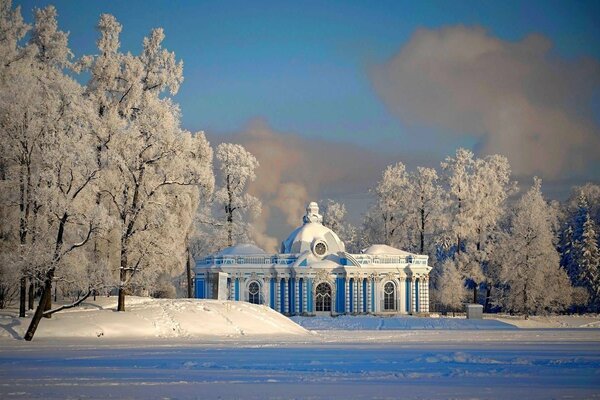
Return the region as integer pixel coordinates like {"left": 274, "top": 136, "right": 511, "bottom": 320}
{"left": 371, "top": 26, "right": 600, "bottom": 178}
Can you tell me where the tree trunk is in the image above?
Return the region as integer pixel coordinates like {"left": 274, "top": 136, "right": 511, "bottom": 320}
{"left": 484, "top": 287, "right": 491, "bottom": 312}
{"left": 117, "top": 236, "right": 128, "bottom": 312}
{"left": 186, "top": 248, "right": 193, "bottom": 298}
{"left": 43, "top": 287, "right": 52, "bottom": 318}
{"left": 24, "top": 269, "right": 54, "bottom": 341}
{"left": 420, "top": 206, "right": 425, "bottom": 254}
{"left": 19, "top": 277, "right": 26, "bottom": 317}
{"left": 117, "top": 284, "right": 126, "bottom": 312}
{"left": 473, "top": 285, "right": 478, "bottom": 304}
{"left": 523, "top": 282, "right": 528, "bottom": 319}
{"left": 28, "top": 281, "right": 34, "bottom": 310}
{"left": 226, "top": 174, "right": 233, "bottom": 247}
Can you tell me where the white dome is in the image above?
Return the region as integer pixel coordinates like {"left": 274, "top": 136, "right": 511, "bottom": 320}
{"left": 281, "top": 202, "right": 345, "bottom": 254}
{"left": 217, "top": 244, "right": 266, "bottom": 256}
{"left": 362, "top": 244, "right": 414, "bottom": 256}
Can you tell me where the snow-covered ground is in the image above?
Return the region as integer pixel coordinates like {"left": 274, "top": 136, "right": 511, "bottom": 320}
{"left": 0, "top": 297, "right": 308, "bottom": 340}
{"left": 1, "top": 298, "right": 599, "bottom": 399}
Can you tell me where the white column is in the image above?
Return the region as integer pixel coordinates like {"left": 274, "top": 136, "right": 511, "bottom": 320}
{"left": 302, "top": 278, "right": 307, "bottom": 314}
{"left": 284, "top": 278, "right": 289, "bottom": 314}
{"left": 424, "top": 278, "right": 430, "bottom": 313}
{"left": 421, "top": 278, "right": 429, "bottom": 313}
{"left": 345, "top": 278, "right": 350, "bottom": 314}
{"left": 294, "top": 278, "right": 300, "bottom": 315}
{"left": 373, "top": 278, "right": 378, "bottom": 313}
{"left": 399, "top": 277, "right": 406, "bottom": 314}
{"left": 411, "top": 277, "right": 417, "bottom": 314}
{"left": 275, "top": 278, "right": 280, "bottom": 312}
{"left": 359, "top": 278, "right": 363, "bottom": 312}
{"left": 355, "top": 279, "right": 360, "bottom": 313}
{"left": 366, "top": 278, "right": 372, "bottom": 313}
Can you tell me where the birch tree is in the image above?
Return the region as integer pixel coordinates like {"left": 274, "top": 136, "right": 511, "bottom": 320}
{"left": 363, "top": 162, "right": 411, "bottom": 249}
{"left": 213, "top": 143, "right": 260, "bottom": 248}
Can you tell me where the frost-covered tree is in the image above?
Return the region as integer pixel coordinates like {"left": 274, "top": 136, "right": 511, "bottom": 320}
{"left": 559, "top": 189, "right": 600, "bottom": 310}
{"left": 437, "top": 259, "right": 467, "bottom": 314}
{"left": 213, "top": 143, "right": 260, "bottom": 248}
{"left": 574, "top": 206, "right": 600, "bottom": 310}
{"left": 321, "top": 199, "right": 358, "bottom": 252}
{"left": 493, "top": 178, "right": 572, "bottom": 317}
{"left": 0, "top": 3, "right": 102, "bottom": 333}
{"left": 363, "top": 162, "right": 411, "bottom": 249}
{"left": 440, "top": 149, "right": 515, "bottom": 304}
{"left": 81, "top": 16, "right": 214, "bottom": 312}
{"left": 407, "top": 167, "right": 446, "bottom": 255}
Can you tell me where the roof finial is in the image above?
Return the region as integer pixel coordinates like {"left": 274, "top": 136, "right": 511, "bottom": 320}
{"left": 303, "top": 201, "right": 323, "bottom": 224}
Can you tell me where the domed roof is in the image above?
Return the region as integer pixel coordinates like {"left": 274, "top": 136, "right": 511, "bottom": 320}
{"left": 362, "top": 244, "right": 413, "bottom": 256}
{"left": 216, "top": 244, "right": 266, "bottom": 256}
{"left": 281, "top": 202, "right": 345, "bottom": 254}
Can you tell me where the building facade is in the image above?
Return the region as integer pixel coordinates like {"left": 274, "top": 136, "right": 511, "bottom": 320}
{"left": 195, "top": 202, "right": 432, "bottom": 315}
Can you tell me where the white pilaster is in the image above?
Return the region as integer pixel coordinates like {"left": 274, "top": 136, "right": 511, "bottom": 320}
{"left": 302, "top": 278, "right": 307, "bottom": 314}
{"left": 275, "top": 278, "right": 280, "bottom": 312}
{"left": 358, "top": 278, "right": 363, "bottom": 313}
{"left": 399, "top": 277, "right": 406, "bottom": 314}
{"left": 345, "top": 278, "right": 350, "bottom": 314}
{"left": 294, "top": 278, "right": 300, "bottom": 315}
{"left": 424, "top": 278, "right": 430, "bottom": 313}
{"left": 366, "top": 278, "right": 372, "bottom": 313}
{"left": 420, "top": 278, "right": 429, "bottom": 313}
{"left": 411, "top": 277, "right": 417, "bottom": 314}
{"left": 284, "top": 278, "right": 289, "bottom": 314}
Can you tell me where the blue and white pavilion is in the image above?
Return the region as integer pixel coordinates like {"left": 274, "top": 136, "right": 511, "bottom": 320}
{"left": 195, "top": 202, "right": 431, "bottom": 315}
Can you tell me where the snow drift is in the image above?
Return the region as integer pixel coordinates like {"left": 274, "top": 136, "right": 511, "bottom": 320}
{"left": 0, "top": 297, "right": 308, "bottom": 340}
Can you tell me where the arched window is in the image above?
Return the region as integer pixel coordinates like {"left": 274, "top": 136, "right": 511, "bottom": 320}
{"left": 248, "top": 281, "right": 261, "bottom": 304}
{"left": 315, "top": 282, "right": 332, "bottom": 312}
{"left": 384, "top": 282, "right": 396, "bottom": 311}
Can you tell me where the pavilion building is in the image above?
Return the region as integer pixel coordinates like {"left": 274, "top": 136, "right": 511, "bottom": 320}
{"left": 194, "top": 202, "right": 431, "bottom": 315}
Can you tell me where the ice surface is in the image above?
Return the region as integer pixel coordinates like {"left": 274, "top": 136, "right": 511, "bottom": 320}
{"left": 1, "top": 299, "right": 600, "bottom": 399}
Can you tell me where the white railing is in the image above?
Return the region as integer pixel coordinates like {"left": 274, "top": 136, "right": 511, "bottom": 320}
{"left": 199, "top": 255, "right": 298, "bottom": 266}
{"left": 199, "top": 253, "right": 428, "bottom": 266}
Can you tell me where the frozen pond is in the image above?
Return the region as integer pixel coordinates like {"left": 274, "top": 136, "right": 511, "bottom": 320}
{"left": 1, "top": 330, "right": 599, "bottom": 399}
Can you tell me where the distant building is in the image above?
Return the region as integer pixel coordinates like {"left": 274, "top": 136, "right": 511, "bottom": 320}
{"left": 195, "top": 202, "right": 431, "bottom": 315}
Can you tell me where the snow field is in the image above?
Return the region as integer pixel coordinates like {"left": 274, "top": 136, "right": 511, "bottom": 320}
{"left": 0, "top": 297, "right": 308, "bottom": 340}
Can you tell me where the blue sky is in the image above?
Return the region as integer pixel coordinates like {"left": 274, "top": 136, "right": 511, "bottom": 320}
{"left": 15, "top": 0, "right": 600, "bottom": 149}
{"left": 13, "top": 1, "right": 600, "bottom": 239}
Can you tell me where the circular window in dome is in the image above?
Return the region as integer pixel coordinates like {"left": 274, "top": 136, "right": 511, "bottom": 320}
{"left": 313, "top": 240, "right": 328, "bottom": 257}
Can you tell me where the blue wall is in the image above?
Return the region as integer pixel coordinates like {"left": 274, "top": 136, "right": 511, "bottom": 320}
{"left": 270, "top": 278, "right": 275, "bottom": 309}
{"left": 336, "top": 277, "right": 345, "bottom": 313}
{"left": 195, "top": 277, "right": 205, "bottom": 299}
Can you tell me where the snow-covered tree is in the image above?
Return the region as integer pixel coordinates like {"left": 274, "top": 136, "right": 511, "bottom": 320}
{"left": 493, "top": 178, "right": 572, "bottom": 316}
{"left": 213, "top": 143, "right": 260, "bottom": 248}
{"left": 407, "top": 167, "right": 446, "bottom": 255}
{"left": 321, "top": 199, "right": 358, "bottom": 252}
{"left": 80, "top": 15, "right": 214, "bottom": 312}
{"left": 574, "top": 207, "right": 600, "bottom": 310}
{"left": 437, "top": 259, "right": 468, "bottom": 314}
{"left": 440, "top": 149, "right": 515, "bottom": 304}
{"left": 559, "top": 189, "right": 600, "bottom": 311}
{"left": 363, "top": 162, "right": 411, "bottom": 249}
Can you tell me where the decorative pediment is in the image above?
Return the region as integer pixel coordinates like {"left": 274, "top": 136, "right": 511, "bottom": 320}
{"left": 314, "top": 269, "right": 333, "bottom": 284}
{"left": 379, "top": 272, "right": 397, "bottom": 283}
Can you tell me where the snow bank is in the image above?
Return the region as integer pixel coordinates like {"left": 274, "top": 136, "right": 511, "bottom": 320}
{"left": 0, "top": 297, "right": 308, "bottom": 340}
